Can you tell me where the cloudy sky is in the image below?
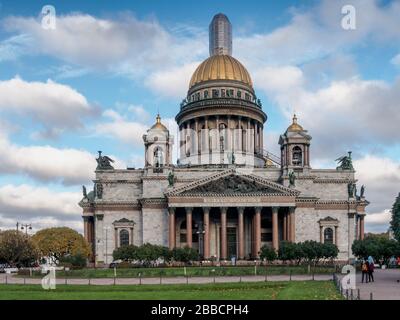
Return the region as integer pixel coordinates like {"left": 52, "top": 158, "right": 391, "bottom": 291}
{"left": 0, "top": 0, "right": 399, "bottom": 234}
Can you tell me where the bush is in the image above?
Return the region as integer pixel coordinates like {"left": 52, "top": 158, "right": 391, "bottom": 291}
{"left": 172, "top": 247, "right": 199, "bottom": 263}
{"left": 259, "top": 245, "right": 277, "bottom": 263}
{"left": 59, "top": 253, "right": 87, "bottom": 269}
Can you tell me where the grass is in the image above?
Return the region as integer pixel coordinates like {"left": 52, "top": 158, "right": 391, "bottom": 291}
{"left": 0, "top": 281, "right": 342, "bottom": 300}
{"left": 19, "top": 265, "right": 336, "bottom": 279}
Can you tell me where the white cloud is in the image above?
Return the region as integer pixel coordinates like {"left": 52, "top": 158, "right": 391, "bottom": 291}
{"left": 0, "top": 129, "right": 125, "bottom": 185}
{"left": 145, "top": 62, "right": 200, "bottom": 98}
{"left": 365, "top": 209, "right": 391, "bottom": 233}
{"left": 354, "top": 155, "right": 400, "bottom": 232}
{"left": 95, "top": 109, "right": 149, "bottom": 147}
{"left": 0, "top": 76, "right": 95, "bottom": 135}
{"left": 235, "top": 0, "right": 400, "bottom": 68}
{"left": 0, "top": 184, "right": 83, "bottom": 233}
{"left": 391, "top": 54, "right": 400, "bottom": 67}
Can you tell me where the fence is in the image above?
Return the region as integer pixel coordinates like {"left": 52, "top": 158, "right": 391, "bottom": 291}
{"left": 332, "top": 273, "right": 373, "bottom": 300}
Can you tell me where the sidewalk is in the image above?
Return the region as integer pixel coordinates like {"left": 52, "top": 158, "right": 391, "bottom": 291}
{"left": 337, "top": 269, "right": 400, "bottom": 300}
{"left": 0, "top": 273, "right": 332, "bottom": 286}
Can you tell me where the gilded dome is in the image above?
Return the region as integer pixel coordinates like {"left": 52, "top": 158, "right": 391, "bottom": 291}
{"left": 189, "top": 55, "right": 253, "bottom": 89}
{"left": 287, "top": 114, "right": 304, "bottom": 132}
{"left": 150, "top": 114, "right": 168, "bottom": 131}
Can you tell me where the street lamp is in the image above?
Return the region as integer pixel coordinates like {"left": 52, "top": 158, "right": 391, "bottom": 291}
{"left": 195, "top": 222, "right": 205, "bottom": 259}
{"left": 16, "top": 222, "right": 32, "bottom": 235}
{"left": 104, "top": 226, "right": 111, "bottom": 265}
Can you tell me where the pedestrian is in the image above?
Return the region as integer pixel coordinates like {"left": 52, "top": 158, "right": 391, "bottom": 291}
{"left": 368, "top": 260, "right": 374, "bottom": 282}
{"left": 361, "top": 260, "right": 369, "bottom": 283}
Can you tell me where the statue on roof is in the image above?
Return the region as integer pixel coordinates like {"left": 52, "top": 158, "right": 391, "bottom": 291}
{"left": 168, "top": 171, "right": 174, "bottom": 187}
{"left": 96, "top": 151, "right": 114, "bottom": 170}
{"left": 288, "top": 170, "right": 296, "bottom": 187}
{"left": 336, "top": 151, "right": 354, "bottom": 170}
{"left": 360, "top": 185, "right": 365, "bottom": 198}
{"left": 82, "top": 185, "right": 87, "bottom": 199}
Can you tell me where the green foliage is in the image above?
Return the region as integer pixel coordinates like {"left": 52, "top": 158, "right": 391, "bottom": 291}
{"left": 112, "top": 243, "right": 173, "bottom": 266}
{"left": 259, "top": 245, "right": 277, "bottom": 262}
{"left": 390, "top": 193, "right": 400, "bottom": 242}
{"left": 0, "top": 230, "right": 39, "bottom": 267}
{"left": 352, "top": 237, "right": 400, "bottom": 264}
{"left": 32, "top": 227, "right": 91, "bottom": 263}
{"left": 278, "top": 241, "right": 298, "bottom": 262}
{"left": 277, "top": 241, "right": 338, "bottom": 265}
{"left": 171, "top": 246, "right": 199, "bottom": 263}
{"left": 59, "top": 253, "right": 87, "bottom": 269}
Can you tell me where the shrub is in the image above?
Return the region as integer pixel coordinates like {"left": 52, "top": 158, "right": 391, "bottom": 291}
{"left": 172, "top": 246, "right": 199, "bottom": 263}
{"left": 259, "top": 245, "right": 277, "bottom": 263}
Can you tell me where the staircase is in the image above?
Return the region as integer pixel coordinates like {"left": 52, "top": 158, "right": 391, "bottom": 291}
{"left": 260, "top": 149, "right": 281, "bottom": 166}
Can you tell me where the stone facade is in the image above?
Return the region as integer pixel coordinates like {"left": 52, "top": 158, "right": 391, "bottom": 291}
{"left": 79, "top": 13, "right": 368, "bottom": 264}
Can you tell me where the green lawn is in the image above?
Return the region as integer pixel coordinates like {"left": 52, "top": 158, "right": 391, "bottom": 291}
{"left": 20, "top": 265, "right": 336, "bottom": 278}
{"left": 0, "top": 281, "right": 342, "bottom": 300}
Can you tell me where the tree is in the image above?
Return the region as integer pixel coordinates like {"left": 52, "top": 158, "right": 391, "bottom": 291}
{"left": 352, "top": 237, "right": 400, "bottom": 264}
{"left": 390, "top": 193, "right": 400, "bottom": 242}
{"left": 172, "top": 246, "right": 199, "bottom": 264}
{"left": 278, "top": 241, "right": 297, "bottom": 263}
{"left": 0, "top": 230, "right": 39, "bottom": 267}
{"left": 259, "top": 245, "right": 277, "bottom": 263}
{"left": 32, "top": 227, "right": 91, "bottom": 264}
{"left": 322, "top": 243, "right": 339, "bottom": 261}
{"left": 113, "top": 245, "right": 138, "bottom": 261}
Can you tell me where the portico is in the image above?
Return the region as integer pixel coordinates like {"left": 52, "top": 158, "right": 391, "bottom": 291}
{"left": 166, "top": 169, "right": 299, "bottom": 260}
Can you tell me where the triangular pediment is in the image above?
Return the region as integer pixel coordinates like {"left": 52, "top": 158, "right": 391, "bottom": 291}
{"left": 166, "top": 169, "right": 300, "bottom": 197}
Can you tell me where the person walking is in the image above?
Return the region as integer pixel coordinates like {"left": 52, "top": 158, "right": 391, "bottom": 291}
{"left": 368, "top": 260, "right": 375, "bottom": 282}
{"left": 361, "top": 260, "right": 369, "bottom": 283}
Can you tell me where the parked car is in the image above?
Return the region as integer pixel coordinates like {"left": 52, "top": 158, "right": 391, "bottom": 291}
{"left": 0, "top": 263, "right": 11, "bottom": 273}
{"left": 109, "top": 260, "right": 122, "bottom": 268}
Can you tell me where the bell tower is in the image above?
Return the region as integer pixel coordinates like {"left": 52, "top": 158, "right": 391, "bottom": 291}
{"left": 279, "top": 114, "right": 312, "bottom": 174}
{"left": 143, "top": 114, "right": 174, "bottom": 169}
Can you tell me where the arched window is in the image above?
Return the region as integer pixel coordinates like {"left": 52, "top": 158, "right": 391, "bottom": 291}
{"left": 154, "top": 147, "right": 164, "bottom": 167}
{"left": 324, "top": 228, "right": 333, "bottom": 244}
{"left": 292, "top": 146, "right": 303, "bottom": 166}
{"left": 119, "top": 229, "right": 130, "bottom": 247}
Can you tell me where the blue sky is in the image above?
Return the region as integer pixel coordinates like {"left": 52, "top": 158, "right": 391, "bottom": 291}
{"left": 0, "top": 0, "right": 399, "bottom": 233}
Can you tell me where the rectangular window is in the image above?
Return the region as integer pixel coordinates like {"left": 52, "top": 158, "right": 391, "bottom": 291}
{"left": 261, "top": 233, "right": 272, "bottom": 242}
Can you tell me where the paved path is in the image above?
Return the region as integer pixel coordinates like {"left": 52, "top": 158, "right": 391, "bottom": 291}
{"left": 0, "top": 273, "right": 332, "bottom": 286}
{"left": 338, "top": 269, "right": 400, "bottom": 300}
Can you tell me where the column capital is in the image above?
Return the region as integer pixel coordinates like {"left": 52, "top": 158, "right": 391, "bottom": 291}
{"left": 202, "top": 207, "right": 211, "bottom": 214}
{"left": 255, "top": 207, "right": 262, "bottom": 214}
{"left": 168, "top": 207, "right": 176, "bottom": 214}
{"left": 220, "top": 207, "right": 228, "bottom": 214}
{"left": 237, "top": 207, "right": 245, "bottom": 214}
{"left": 185, "top": 207, "right": 193, "bottom": 214}
{"left": 289, "top": 207, "right": 296, "bottom": 214}
{"left": 272, "top": 206, "right": 279, "bottom": 214}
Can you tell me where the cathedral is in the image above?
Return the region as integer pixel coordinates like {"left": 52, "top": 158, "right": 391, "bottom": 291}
{"left": 80, "top": 14, "right": 368, "bottom": 264}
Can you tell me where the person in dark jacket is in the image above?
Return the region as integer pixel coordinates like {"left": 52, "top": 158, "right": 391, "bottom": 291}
{"left": 368, "top": 260, "right": 375, "bottom": 282}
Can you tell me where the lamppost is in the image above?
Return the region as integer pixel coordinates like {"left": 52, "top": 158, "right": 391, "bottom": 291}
{"left": 16, "top": 222, "right": 32, "bottom": 235}
{"left": 104, "top": 226, "right": 111, "bottom": 265}
{"left": 195, "top": 222, "right": 205, "bottom": 259}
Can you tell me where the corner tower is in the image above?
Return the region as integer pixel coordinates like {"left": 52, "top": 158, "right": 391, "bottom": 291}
{"left": 176, "top": 13, "right": 268, "bottom": 167}
{"left": 279, "top": 114, "right": 312, "bottom": 174}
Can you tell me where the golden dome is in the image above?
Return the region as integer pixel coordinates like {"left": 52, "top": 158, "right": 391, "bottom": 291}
{"left": 189, "top": 55, "right": 253, "bottom": 89}
{"left": 150, "top": 114, "right": 168, "bottom": 131}
{"left": 287, "top": 114, "right": 304, "bottom": 132}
